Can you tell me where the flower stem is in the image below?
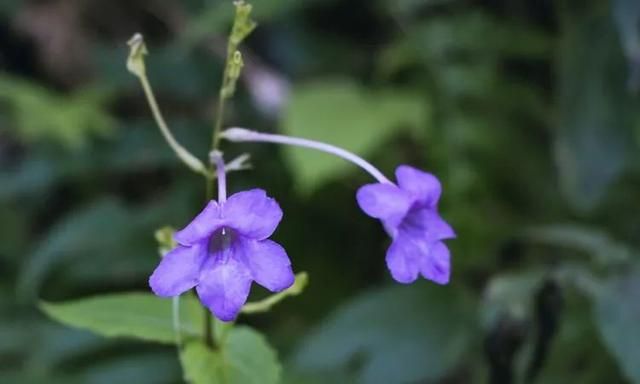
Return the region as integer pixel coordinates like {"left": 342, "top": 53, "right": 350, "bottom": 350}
{"left": 202, "top": 1, "right": 255, "bottom": 348}
{"left": 172, "top": 296, "right": 182, "bottom": 346}
{"left": 221, "top": 127, "right": 393, "bottom": 184}
{"left": 203, "top": 306, "right": 214, "bottom": 348}
{"left": 138, "top": 74, "right": 208, "bottom": 176}
{"left": 212, "top": 150, "right": 227, "bottom": 203}
{"left": 211, "top": 76, "right": 229, "bottom": 151}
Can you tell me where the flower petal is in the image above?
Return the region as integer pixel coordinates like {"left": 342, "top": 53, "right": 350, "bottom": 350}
{"left": 175, "top": 200, "right": 224, "bottom": 246}
{"left": 420, "top": 241, "right": 450, "bottom": 284}
{"left": 385, "top": 234, "right": 423, "bottom": 284}
{"left": 395, "top": 165, "right": 442, "bottom": 207}
{"left": 196, "top": 255, "right": 252, "bottom": 322}
{"left": 223, "top": 189, "right": 283, "bottom": 240}
{"left": 149, "top": 243, "right": 206, "bottom": 297}
{"left": 356, "top": 183, "right": 413, "bottom": 226}
{"left": 241, "top": 239, "right": 294, "bottom": 292}
{"left": 400, "top": 208, "right": 456, "bottom": 242}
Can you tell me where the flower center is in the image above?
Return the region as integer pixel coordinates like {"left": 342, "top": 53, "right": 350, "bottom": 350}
{"left": 208, "top": 227, "right": 237, "bottom": 264}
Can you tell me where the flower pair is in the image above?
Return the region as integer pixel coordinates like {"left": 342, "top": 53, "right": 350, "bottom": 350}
{"left": 149, "top": 135, "right": 454, "bottom": 321}
{"left": 149, "top": 165, "right": 455, "bottom": 321}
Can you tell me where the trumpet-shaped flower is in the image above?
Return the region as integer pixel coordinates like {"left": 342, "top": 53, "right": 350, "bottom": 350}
{"left": 149, "top": 189, "right": 294, "bottom": 321}
{"left": 357, "top": 165, "right": 455, "bottom": 284}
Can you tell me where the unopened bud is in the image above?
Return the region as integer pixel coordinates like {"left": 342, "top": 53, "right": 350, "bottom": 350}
{"left": 127, "top": 33, "right": 148, "bottom": 78}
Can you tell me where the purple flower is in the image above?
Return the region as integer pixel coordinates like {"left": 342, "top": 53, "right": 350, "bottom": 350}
{"left": 149, "top": 189, "right": 295, "bottom": 321}
{"left": 356, "top": 165, "right": 455, "bottom": 284}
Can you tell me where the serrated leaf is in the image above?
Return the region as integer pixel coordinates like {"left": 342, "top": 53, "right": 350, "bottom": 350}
{"left": 281, "top": 80, "right": 427, "bottom": 192}
{"left": 41, "top": 292, "right": 203, "bottom": 344}
{"left": 293, "top": 283, "right": 475, "bottom": 384}
{"left": 593, "top": 269, "right": 640, "bottom": 383}
{"left": 180, "top": 327, "right": 281, "bottom": 384}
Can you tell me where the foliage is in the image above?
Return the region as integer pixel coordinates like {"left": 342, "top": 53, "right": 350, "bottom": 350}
{"left": 593, "top": 270, "right": 640, "bottom": 383}
{"left": 0, "top": 75, "right": 114, "bottom": 148}
{"left": 293, "top": 283, "right": 476, "bottom": 383}
{"left": 282, "top": 81, "right": 426, "bottom": 192}
{"left": 41, "top": 293, "right": 204, "bottom": 344}
{"left": 180, "top": 328, "right": 281, "bottom": 384}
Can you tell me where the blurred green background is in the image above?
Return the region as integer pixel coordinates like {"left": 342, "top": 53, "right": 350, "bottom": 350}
{"left": 1, "top": 0, "right": 640, "bottom": 383}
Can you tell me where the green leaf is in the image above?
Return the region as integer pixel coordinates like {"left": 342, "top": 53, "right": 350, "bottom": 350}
{"left": 524, "top": 224, "right": 631, "bottom": 266}
{"left": 3, "top": 352, "right": 182, "bottom": 384}
{"left": 41, "top": 292, "right": 203, "bottom": 344}
{"left": 293, "top": 283, "right": 475, "bottom": 384}
{"left": 593, "top": 269, "right": 640, "bottom": 383}
{"left": 613, "top": 0, "right": 640, "bottom": 90}
{"left": 17, "top": 199, "right": 142, "bottom": 299}
{"left": 0, "top": 75, "right": 115, "bottom": 149}
{"left": 180, "top": 326, "right": 281, "bottom": 384}
{"left": 17, "top": 191, "right": 193, "bottom": 299}
{"left": 0, "top": 120, "right": 207, "bottom": 202}
{"left": 536, "top": 291, "right": 627, "bottom": 384}
{"left": 281, "top": 80, "right": 428, "bottom": 192}
{"left": 555, "top": 4, "right": 636, "bottom": 211}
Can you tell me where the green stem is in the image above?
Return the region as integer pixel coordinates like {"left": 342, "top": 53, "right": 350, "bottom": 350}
{"left": 138, "top": 75, "right": 207, "bottom": 175}
{"left": 211, "top": 79, "right": 229, "bottom": 151}
{"left": 204, "top": 306, "right": 214, "bottom": 348}
{"left": 172, "top": 296, "right": 182, "bottom": 346}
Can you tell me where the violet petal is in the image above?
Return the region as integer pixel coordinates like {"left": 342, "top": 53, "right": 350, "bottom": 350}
{"left": 196, "top": 254, "right": 252, "bottom": 322}
{"left": 400, "top": 208, "right": 456, "bottom": 242}
{"left": 223, "top": 189, "right": 283, "bottom": 240}
{"left": 419, "top": 241, "right": 451, "bottom": 284}
{"left": 174, "top": 200, "right": 225, "bottom": 246}
{"left": 395, "top": 165, "right": 442, "bottom": 207}
{"left": 241, "top": 239, "right": 294, "bottom": 292}
{"left": 385, "top": 234, "right": 422, "bottom": 284}
{"left": 149, "top": 243, "right": 206, "bottom": 297}
{"left": 356, "top": 183, "right": 413, "bottom": 227}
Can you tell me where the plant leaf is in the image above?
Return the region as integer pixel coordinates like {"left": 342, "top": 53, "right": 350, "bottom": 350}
{"left": 180, "top": 326, "right": 281, "bottom": 384}
{"left": 293, "top": 283, "right": 475, "bottom": 384}
{"left": 17, "top": 199, "right": 145, "bottom": 299}
{"left": 593, "top": 269, "right": 640, "bottom": 383}
{"left": 41, "top": 292, "right": 203, "bottom": 344}
{"left": 555, "top": 4, "right": 635, "bottom": 211}
{"left": 281, "top": 80, "right": 428, "bottom": 192}
{"left": 0, "top": 75, "right": 115, "bottom": 149}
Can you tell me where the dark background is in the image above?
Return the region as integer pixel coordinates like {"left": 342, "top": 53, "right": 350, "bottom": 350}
{"left": 1, "top": 0, "right": 640, "bottom": 383}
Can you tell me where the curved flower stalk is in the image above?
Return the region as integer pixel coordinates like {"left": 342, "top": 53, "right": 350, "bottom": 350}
{"left": 127, "top": 33, "right": 207, "bottom": 176}
{"left": 149, "top": 153, "right": 295, "bottom": 321}
{"left": 221, "top": 127, "right": 455, "bottom": 284}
